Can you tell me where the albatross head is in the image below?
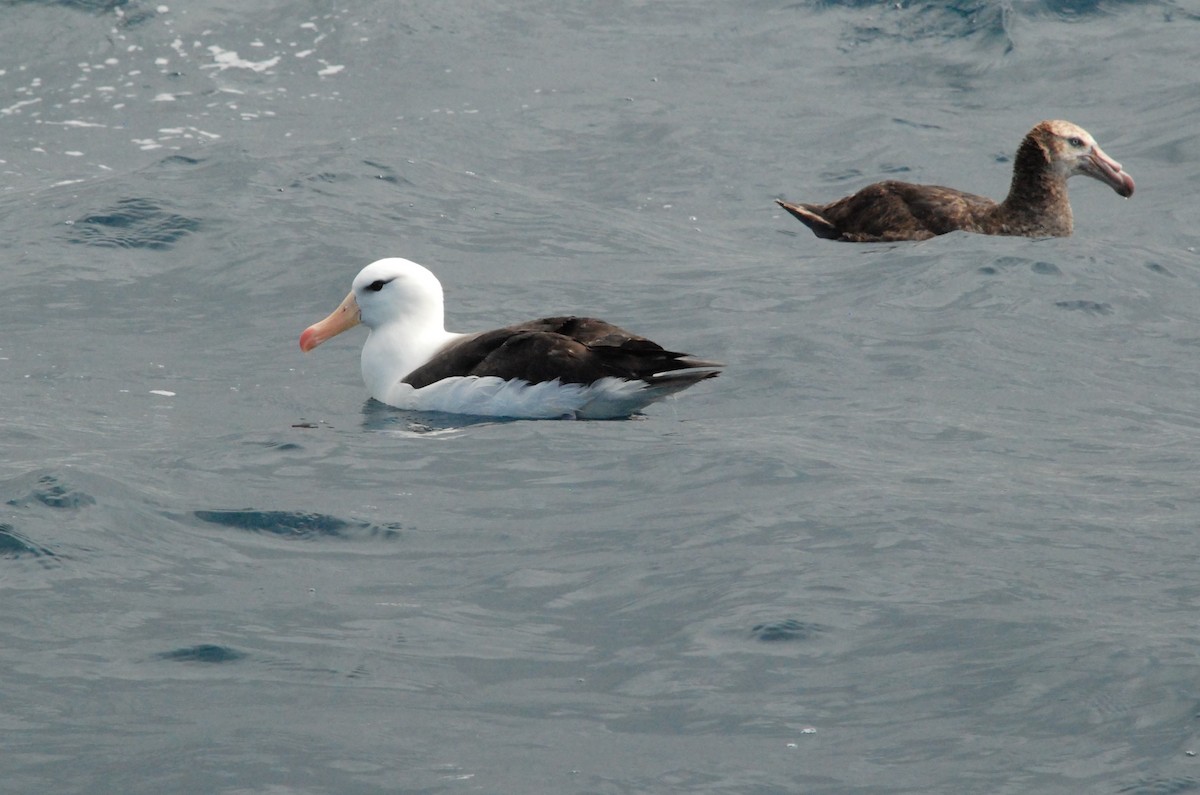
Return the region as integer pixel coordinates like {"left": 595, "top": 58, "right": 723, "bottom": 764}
{"left": 299, "top": 257, "right": 447, "bottom": 352}
{"left": 1038, "top": 120, "right": 1135, "bottom": 198}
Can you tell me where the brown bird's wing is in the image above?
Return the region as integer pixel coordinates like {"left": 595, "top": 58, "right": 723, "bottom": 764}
{"left": 780, "top": 180, "right": 998, "bottom": 242}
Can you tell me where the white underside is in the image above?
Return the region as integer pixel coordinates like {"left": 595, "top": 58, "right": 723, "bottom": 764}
{"left": 378, "top": 375, "right": 671, "bottom": 420}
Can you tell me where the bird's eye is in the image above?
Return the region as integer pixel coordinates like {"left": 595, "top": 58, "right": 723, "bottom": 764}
{"left": 366, "top": 279, "right": 391, "bottom": 292}
{"left": 1068, "top": 136, "right": 1085, "bottom": 148}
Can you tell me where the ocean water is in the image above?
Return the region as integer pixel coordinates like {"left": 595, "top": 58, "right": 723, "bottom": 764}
{"left": 3, "top": 1, "right": 1200, "bottom": 793}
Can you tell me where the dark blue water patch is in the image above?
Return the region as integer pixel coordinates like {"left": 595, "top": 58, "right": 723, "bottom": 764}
{"left": 750, "top": 619, "right": 827, "bottom": 643}
{"left": 158, "top": 154, "right": 205, "bottom": 168}
{"left": 1040, "top": 0, "right": 1138, "bottom": 18}
{"left": 816, "top": 0, "right": 1013, "bottom": 46}
{"left": 1117, "top": 776, "right": 1200, "bottom": 795}
{"left": 816, "top": 0, "right": 1134, "bottom": 20}
{"left": 116, "top": 3, "right": 157, "bottom": 26}
{"left": 1163, "top": 7, "right": 1200, "bottom": 23}
{"left": 362, "top": 160, "right": 415, "bottom": 186}
{"left": 286, "top": 162, "right": 416, "bottom": 194}
{"left": 192, "top": 509, "right": 402, "bottom": 540}
{"left": 244, "top": 439, "right": 305, "bottom": 452}
{"left": 65, "top": 198, "right": 201, "bottom": 250}
{"left": 1055, "top": 300, "right": 1113, "bottom": 315}
{"left": 291, "top": 419, "right": 333, "bottom": 430}
{"left": 893, "top": 118, "right": 944, "bottom": 131}
{"left": 4, "top": 0, "right": 127, "bottom": 9}
{"left": 0, "top": 523, "right": 56, "bottom": 559}
{"left": 5, "top": 474, "right": 96, "bottom": 510}
{"left": 157, "top": 644, "right": 246, "bottom": 664}
{"left": 820, "top": 167, "right": 865, "bottom": 184}
{"left": 978, "top": 255, "right": 1032, "bottom": 276}
{"left": 298, "top": 172, "right": 346, "bottom": 185}
{"left": 979, "top": 255, "right": 1092, "bottom": 278}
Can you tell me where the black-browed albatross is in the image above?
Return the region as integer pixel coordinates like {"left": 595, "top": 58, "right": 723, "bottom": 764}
{"left": 299, "top": 258, "right": 722, "bottom": 419}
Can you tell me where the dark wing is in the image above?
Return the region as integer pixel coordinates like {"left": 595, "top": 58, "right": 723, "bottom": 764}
{"left": 403, "top": 316, "right": 721, "bottom": 388}
{"left": 782, "top": 181, "right": 998, "bottom": 242}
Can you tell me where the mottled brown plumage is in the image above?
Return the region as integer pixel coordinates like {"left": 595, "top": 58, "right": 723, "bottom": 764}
{"left": 777, "top": 120, "right": 1135, "bottom": 242}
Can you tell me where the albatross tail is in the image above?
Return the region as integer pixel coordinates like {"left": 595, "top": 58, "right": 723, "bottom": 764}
{"left": 776, "top": 199, "right": 840, "bottom": 239}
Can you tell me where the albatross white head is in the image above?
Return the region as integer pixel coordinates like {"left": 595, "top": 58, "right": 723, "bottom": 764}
{"left": 299, "top": 258, "right": 460, "bottom": 402}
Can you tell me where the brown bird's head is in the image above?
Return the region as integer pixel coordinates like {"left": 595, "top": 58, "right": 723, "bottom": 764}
{"left": 1033, "top": 120, "right": 1135, "bottom": 198}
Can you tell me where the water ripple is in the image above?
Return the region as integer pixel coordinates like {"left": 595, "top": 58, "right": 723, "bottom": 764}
{"left": 192, "top": 509, "right": 402, "bottom": 540}
{"left": 156, "top": 644, "right": 246, "bottom": 664}
{"left": 5, "top": 473, "right": 96, "bottom": 510}
{"left": 65, "top": 197, "right": 201, "bottom": 250}
{"left": 0, "top": 523, "right": 56, "bottom": 559}
{"left": 750, "top": 619, "right": 828, "bottom": 643}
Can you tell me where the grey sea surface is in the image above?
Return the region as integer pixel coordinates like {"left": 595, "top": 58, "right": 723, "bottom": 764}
{"left": 3, "top": 1, "right": 1200, "bottom": 793}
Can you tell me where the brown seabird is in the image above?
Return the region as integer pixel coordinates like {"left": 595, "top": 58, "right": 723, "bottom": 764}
{"left": 776, "top": 120, "right": 1135, "bottom": 242}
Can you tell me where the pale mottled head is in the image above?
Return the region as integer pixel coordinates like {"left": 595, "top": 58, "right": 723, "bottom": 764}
{"left": 1031, "top": 120, "right": 1135, "bottom": 197}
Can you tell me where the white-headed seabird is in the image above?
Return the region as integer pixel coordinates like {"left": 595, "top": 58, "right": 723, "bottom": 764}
{"left": 299, "top": 258, "right": 722, "bottom": 419}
